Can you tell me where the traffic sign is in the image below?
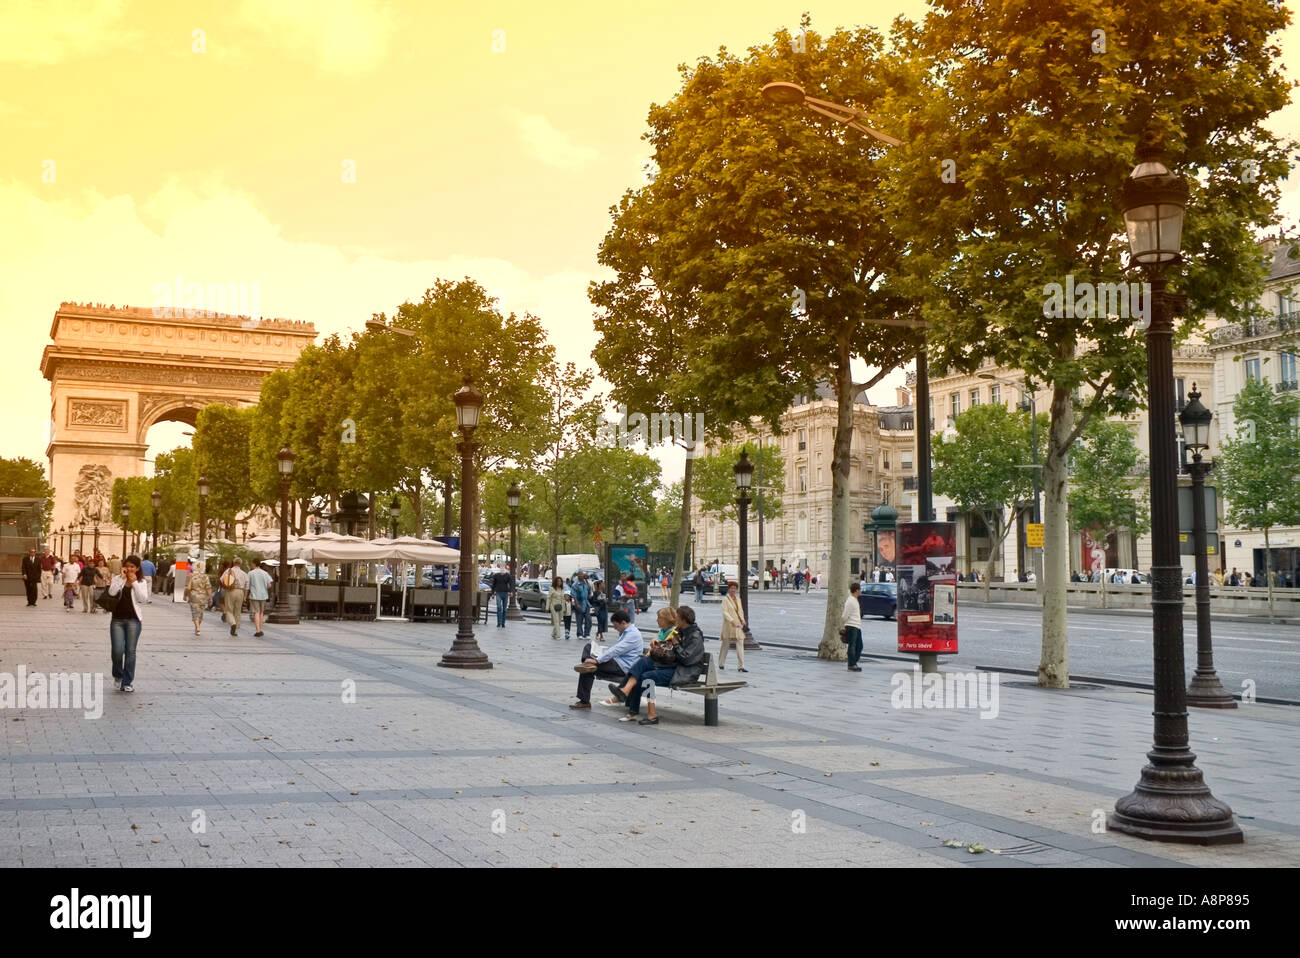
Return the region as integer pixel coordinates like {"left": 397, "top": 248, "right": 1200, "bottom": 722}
{"left": 1026, "top": 523, "right": 1044, "bottom": 548}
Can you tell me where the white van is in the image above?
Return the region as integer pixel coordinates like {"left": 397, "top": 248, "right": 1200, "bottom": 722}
{"left": 556, "top": 553, "right": 602, "bottom": 582}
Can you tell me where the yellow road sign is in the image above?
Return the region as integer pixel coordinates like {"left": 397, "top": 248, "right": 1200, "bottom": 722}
{"left": 1026, "top": 523, "right": 1044, "bottom": 548}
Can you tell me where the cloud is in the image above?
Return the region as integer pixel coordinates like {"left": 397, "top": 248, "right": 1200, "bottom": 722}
{"left": 515, "top": 114, "right": 600, "bottom": 170}
{"left": 235, "top": 0, "right": 396, "bottom": 74}
{"left": 0, "top": 0, "right": 134, "bottom": 65}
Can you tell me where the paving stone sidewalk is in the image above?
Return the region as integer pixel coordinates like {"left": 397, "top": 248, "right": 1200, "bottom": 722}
{"left": 1, "top": 595, "right": 1297, "bottom": 867}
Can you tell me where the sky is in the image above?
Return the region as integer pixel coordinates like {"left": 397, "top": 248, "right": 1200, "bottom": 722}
{"left": 3, "top": 0, "right": 1299, "bottom": 486}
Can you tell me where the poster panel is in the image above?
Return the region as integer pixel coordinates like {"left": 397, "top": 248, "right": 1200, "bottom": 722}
{"left": 896, "top": 521, "right": 958, "bottom": 654}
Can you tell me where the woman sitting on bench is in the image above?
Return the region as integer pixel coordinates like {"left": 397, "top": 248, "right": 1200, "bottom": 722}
{"left": 604, "top": 606, "right": 705, "bottom": 725}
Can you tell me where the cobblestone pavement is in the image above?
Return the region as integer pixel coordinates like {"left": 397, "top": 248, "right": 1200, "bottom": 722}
{"left": 2, "top": 595, "right": 1297, "bottom": 867}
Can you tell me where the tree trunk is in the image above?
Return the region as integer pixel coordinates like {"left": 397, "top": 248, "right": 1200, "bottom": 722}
{"left": 1037, "top": 387, "right": 1073, "bottom": 688}
{"left": 818, "top": 347, "right": 854, "bottom": 661}
{"left": 670, "top": 451, "right": 694, "bottom": 608}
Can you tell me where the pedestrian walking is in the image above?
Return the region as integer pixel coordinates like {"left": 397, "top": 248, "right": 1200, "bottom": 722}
{"left": 563, "top": 580, "right": 574, "bottom": 639}
{"left": 591, "top": 580, "right": 608, "bottom": 640}
{"left": 77, "top": 558, "right": 99, "bottom": 613}
{"left": 247, "top": 560, "right": 274, "bottom": 637}
{"left": 21, "top": 546, "right": 42, "bottom": 606}
{"left": 693, "top": 567, "right": 704, "bottom": 604}
{"left": 139, "top": 555, "right": 156, "bottom": 602}
{"left": 105, "top": 554, "right": 150, "bottom": 693}
{"left": 842, "top": 582, "right": 863, "bottom": 672}
{"left": 718, "top": 580, "right": 747, "bottom": 672}
{"left": 546, "top": 575, "right": 566, "bottom": 640}
{"left": 793, "top": 569, "right": 803, "bottom": 593}
{"left": 220, "top": 558, "right": 250, "bottom": 637}
{"left": 40, "top": 548, "right": 57, "bottom": 599}
{"left": 571, "top": 572, "right": 592, "bottom": 640}
{"left": 490, "top": 566, "right": 512, "bottom": 628}
{"left": 184, "top": 562, "right": 212, "bottom": 635}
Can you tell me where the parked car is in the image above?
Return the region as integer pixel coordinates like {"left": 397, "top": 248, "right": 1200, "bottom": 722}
{"left": 515, "top": 578, "right": 551, "bottom": 611}
{"left": 681, "top": 570, "right": 717, "bottom": 595}
{"left": 858, "top": 581, "right": 897, "bottom": 620}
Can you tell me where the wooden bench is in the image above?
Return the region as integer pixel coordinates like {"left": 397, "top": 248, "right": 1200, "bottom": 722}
{"left": 659, "top": 652, "right": 746, "bottom": 726}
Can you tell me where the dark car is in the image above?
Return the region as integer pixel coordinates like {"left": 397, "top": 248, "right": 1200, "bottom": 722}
{"left": 682, "top": 570, "right": 717, "bottom": 595}
{"left": 858, "top": 581, "right": 897, "bottom": 620}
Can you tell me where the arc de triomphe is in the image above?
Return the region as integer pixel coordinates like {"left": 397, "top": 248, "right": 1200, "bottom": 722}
{"left": 40, "top": 303, "right": 317, "bottom": 547}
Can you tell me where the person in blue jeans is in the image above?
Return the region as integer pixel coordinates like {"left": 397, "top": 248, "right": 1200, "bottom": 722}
{"left": 490, "top": 567, "right": 513, "bottom": 628}
{"left": 107, "top": 554, "right": 151, "bottom": 693}
{"left": 570, "top": 572, "right": 592, "bottom": 639}
{"left": 607, "top": 606, "right": 706, "bottom": 724}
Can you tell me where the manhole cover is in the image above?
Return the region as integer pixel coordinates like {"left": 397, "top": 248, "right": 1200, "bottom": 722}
{"left": 1003, "top": 681, "right": 1105, "bottom": 691}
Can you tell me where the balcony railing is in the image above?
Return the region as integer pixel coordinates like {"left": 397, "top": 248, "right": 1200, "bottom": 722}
{"left": 1209, "top": 312, "right": 1300, "bottom": 344}
{"left": 1277, "top": 379, "right": 1299, "bottom": 393}
{"left": 902, "top": 476, "right": 918, "bottom": 491}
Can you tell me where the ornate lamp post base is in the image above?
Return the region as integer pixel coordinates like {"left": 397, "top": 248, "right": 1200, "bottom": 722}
{"left": 438, "top": 634, "right": 494, "bottom": 670}
{"left": 506, "top": 602, "right": 525, "bottom": 621}
{"left": 267, "top": 609, "right": 299, "bottom": 625}
{"left": 1109, "top": 752, "right": 1243, "bottom": 844}
{"left": 743, "top": 628, "right": 761, "bottom": 650}
{"left": 1186, "top": 674, "right": 1237, "bottom": 709}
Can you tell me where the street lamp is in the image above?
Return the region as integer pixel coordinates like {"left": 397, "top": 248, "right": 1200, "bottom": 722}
{"left": 57, "top": 526, "right": 64, "bottom": 557}
{"left": 389, "top": 496, "right": 401, "bottom": 540}
{"left": 440, "top": 376, "right": 492, "bottom": 669}
{"left": 151, "top": 489, "right": 161, "bottom": 561}
{"left": 506, "top": 481, "right": 524, "bottom": 620}
{"left": 92, "top": 513, "right": 101, "bottom": 555}
{"left": 197, "top": 475, "right": 209, "bottom": 557}
{"left": 734, "top": 449, "right": 760, "bottom": 650}
{"left": 119, "top": 502, "right": 130, "bottom": 557}
{"left": 1180, "top": 386, "right": 1234, "bottom": 709}
{"left": 1109, "top": 132, "right": 1241, "bottom": 843}
{"left": 268, "top": 447, "right": 299, "bottom": 625}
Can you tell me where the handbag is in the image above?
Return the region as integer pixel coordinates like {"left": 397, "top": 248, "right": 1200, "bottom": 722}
{"left": 96, "top": 585, "right": 122, "bottom": 614}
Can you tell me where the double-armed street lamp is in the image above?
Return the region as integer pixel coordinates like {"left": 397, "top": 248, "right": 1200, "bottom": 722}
{"left": 1180, "top": 388, "right": 1235, "bottom": 709}
{"left": 197, "top": 476, "right": 210, "bottom": 559}
{"left": 1108, "top": 132, "right": 1241, "bottom": 844}
{"left": 268, "top": 447, "right": 299, "bottom": 626}
{"left": 734, "top": 450, "right": 760, "bottom": 649}
{"left": 439, "top": 377, "right": 492, "bottom": 669}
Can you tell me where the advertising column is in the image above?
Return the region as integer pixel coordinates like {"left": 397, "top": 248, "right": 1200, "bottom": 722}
{"left": 896, "top": 522, "right": 958, "bottom": 655}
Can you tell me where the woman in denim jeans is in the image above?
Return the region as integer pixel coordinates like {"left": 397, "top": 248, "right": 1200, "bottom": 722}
{"left": 107, "top": 554, "right": 150, "bottom": 693}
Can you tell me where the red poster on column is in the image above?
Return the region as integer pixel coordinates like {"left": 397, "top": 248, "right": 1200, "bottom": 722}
{"left": 896, "top": 521, "right": 958, "bottom": 654}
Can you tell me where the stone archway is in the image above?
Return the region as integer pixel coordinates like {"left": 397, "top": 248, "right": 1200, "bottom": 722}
{"left": 39, "top": 303, "right": 317, "bottom": 544}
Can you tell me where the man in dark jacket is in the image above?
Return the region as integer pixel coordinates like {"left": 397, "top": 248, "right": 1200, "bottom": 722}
{"left": 21, "top": 546, "right": 42, "bottom": 606}
{"left": 626, "top": 606, "right": 706, "bottom": 725}
{"left": 490, "top": 567, "right": 513, "bottom": 628}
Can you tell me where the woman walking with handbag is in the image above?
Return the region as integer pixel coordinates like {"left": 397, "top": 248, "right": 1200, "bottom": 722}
{"left": 546, "top": 576, "right": 567, "bottom": 640}
{"left": 105, "top": 555, "right": 150, "bottom": 693}
{"left": 185, "top": 561, "right": 213, "bottom": 635}
{"left": 719, "top": 580, "right": 748, "bottom": 672}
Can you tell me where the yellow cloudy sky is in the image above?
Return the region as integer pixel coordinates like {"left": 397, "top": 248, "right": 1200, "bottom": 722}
{"left": 3, "top": 0, "right": 1299, "bottom": 483}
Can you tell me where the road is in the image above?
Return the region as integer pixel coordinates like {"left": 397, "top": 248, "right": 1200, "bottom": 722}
{"left": 519, "top": 587, "right": 1300, "bottom": 703}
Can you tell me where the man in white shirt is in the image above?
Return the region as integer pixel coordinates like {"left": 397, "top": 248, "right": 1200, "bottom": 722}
{"left": 841, "top": 582, "right": 863, "bottom": 672}
{"left": 221, "top": 558, "right": 251, "bottom": 637}
{"left": 247, "top": 561, "right": 274, "bottom": 638}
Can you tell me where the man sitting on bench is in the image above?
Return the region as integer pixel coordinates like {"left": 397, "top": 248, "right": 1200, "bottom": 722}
{"left": 570, "top": 608, "right": 643, "bottom": 710}
{"left": 606, "top": 606, "right": 706, "bottom": 726}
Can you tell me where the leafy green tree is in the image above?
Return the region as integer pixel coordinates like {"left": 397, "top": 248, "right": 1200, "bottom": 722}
{"left": 611, "top": 19, "right": 922, "bottom": 658}
{"left": 892, "top": 0, "right": 1294, "bottom": 686}
{"left": 193, "top": 403, "right": 257, "bottom": 537}
{"left": 153, "top": 446, "right": 197, "bottom": 541}
{"left": 933, "top": 404, "right": 1045, "bottom": 591}
{"left": 644, "top": 482, "right": 685, "bottom": 555}
{"left": 0, "top": 456, "right": 54, "bottom": 532}
{"left": 533, "top": 363, "right": 604, "bottom": 564}
{"left": 561, "top": 445, "right": 661, "bottom": 544}
{"left": 1217, "top": 377, "right": 1300, "bottom": 614}
{"left": 1069, "top": 416, "right": 1150, "bottom": 593}
{"left": 691, "top": 442, "right": 785, "bottom": 526}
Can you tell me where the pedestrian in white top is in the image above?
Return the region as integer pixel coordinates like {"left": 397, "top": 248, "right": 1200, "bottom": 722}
{"left": 841, "top": 582, "right": 863, "bottom": 672}
{"left": 719, "top": 581, "right": 748, "bottom": 672}
{"left": 247, "top": 561, "right": 274, "bottom": 637}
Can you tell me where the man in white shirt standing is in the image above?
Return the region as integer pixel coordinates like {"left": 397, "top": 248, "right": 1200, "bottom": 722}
{"left": 842, "top": 581, "right": 863, "bottom": 672}
{"left": 247, "top": 560, "right": 274, "bottom": 638}
{"left": 221, "top": 558, "right": 251, "bottom": 637}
